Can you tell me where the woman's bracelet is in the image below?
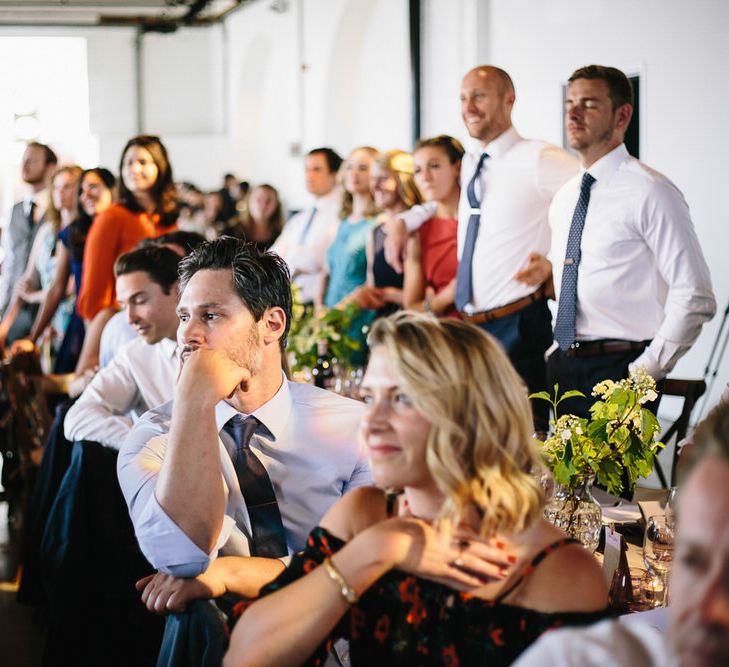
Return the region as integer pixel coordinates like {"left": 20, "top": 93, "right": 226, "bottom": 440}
{"left": 323, "top": 557, "right": 359, "bottom": 604}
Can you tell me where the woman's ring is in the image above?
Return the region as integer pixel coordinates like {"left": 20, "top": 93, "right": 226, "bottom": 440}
{"left": 451, "top": 557, "right": 464, "bottom": 568}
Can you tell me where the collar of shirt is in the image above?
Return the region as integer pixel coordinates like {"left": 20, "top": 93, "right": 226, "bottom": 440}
{"left": 581, "top": 143, "right": 629, "bottom": 185}
{"left": 158, "top": 337, "right": 179, "bottom": 362}
{"left": 313, "top": 185, "right": 342, "bottom": 212}
{"left": 479, "top": 125, "right": 521, "bottom": 158}
{"left": 23, "top": 188, "right": 49, "bottom": 218}
{"left": 214, "top": 371, "right": 291, "bottom": 442}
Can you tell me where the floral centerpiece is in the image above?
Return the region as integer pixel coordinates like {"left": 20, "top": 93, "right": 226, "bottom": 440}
{"left": 287, "top": 285, "right": 362, "bottom": 375}
{"left": 532, "top": 368, "right": 663, "bottom": 550}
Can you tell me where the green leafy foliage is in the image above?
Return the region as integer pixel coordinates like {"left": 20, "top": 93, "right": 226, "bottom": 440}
{"left": 531, "top": 368, "right": 664, "bottom": 495}
{"left": 287, "top": 285, "right": 362, "bottom": 372}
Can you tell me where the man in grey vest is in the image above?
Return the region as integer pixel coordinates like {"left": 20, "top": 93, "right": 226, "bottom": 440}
{"left": 0, "top": 141, "right": 58, "bottom": 341}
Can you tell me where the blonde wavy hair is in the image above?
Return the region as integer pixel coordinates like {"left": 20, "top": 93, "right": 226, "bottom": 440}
{"left": 46, "top": 165, "right": 82, "bottom": 229}
{"left": 368, "top": 312, "right": 544, "bottom": 537}
{"left": 338, "top": 146, "right": 379, "bottom": 220}
{"left": 371, "top": 150, "right": 423, "bottom": 209}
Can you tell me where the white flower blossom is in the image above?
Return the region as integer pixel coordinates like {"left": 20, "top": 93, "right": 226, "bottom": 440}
{"left": 561, "top": 429, "right": 572, "bottom": 442}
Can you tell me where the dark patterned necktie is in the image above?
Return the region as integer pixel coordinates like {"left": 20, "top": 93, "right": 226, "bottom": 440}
{"left": 554, "top": 172, "right": 596, "bottom": 351}
{"left": 454, "top": 152, "right": 489, "bottom": 311}
{"left": 222, "top": 415, "right": 287, "bottom": 558}
{"left": 27, "top": 201, "right": 36, "bottom": 228}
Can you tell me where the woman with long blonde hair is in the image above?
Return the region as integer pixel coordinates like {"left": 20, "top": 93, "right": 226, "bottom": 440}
{"left": 226, "top": 313, "right": 607, "bottom": 667}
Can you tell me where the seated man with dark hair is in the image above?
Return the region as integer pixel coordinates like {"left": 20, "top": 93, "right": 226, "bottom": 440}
{"left": 117, "top": 239, "right": 369, "bottom": 665}
{"left": 119, "top": 237, "right": 369, "bottom": 580}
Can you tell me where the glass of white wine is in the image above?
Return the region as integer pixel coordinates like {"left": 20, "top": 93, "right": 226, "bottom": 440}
{"left": 642, "top": 514, "right": 674, "bottom": 607}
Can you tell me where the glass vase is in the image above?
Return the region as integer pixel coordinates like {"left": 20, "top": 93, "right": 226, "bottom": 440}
{"left": 544, "top": 475, "right": 602, "bottom": 552}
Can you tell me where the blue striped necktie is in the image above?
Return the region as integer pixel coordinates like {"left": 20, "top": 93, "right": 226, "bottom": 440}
{"left": 222, "top": 415, "right": 287, "bottom": 558}
{"left": 554, "top": 172, "right": 596, "bottom": 351}
{"left": 454, "top": 152, "right": 489, "bottom": 311}
{"left": 298, "top": 206, "right": 318, "bottom": 245}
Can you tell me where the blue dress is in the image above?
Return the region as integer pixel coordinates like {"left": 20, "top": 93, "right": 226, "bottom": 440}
{"left": 54, "top": 225, "right": 85, "bottom": 373}
{"left": 325, "top": 217, "right": 375, "bottom": 364}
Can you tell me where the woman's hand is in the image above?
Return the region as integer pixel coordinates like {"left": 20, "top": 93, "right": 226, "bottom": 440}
{"left": 365, "top": 518, "right": 514, "bottom": 591}
{"left": 347, "top": 285, "right": 386, "bottom": 310}
{"left": 136, "top": 571, "right": 226, "bottom": 614}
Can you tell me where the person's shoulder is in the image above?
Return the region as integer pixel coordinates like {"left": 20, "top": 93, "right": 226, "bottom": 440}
{"left": 520, "top": 521, "right": 608, "bottom": 612}
{"left": 512, "top": 618, "right": 668, "bottom": 667}
{"left": 134, "top": 398, "right": 174, "bottom": 431}
{"left": 93, "top": 203, "right": 134, "bottom": 228}
{"left": 619, "top": 158, "right": 687, "bottom": 208}
{"left": 320, "top": 485, "right": 388, "bottom": 539}
{"left": 289, "top": 381, "right": 365, "bottom": 414}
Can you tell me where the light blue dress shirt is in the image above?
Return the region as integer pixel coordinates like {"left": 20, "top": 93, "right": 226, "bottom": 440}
{"left": 117, "top": 377, "right": 370, "bottom": 577}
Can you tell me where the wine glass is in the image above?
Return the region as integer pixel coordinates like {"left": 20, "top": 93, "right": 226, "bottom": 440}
{"left": 642, "top": 514, "right": 674, "bottom": 607}
{"left": 665, "top": 486, "right": 678, "bottom": 531}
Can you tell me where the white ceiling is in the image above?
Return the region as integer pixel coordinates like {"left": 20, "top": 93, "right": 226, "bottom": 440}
{"left": 0, "top": 1, "right": 248, "bottom": 28}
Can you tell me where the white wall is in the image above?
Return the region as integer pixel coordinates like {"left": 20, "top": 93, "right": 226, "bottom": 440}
{"left": 224, "top": 0, "right": 412, "bottom": 209}
{"left": 0, "top": 23, "right": 232, "bottom": 194}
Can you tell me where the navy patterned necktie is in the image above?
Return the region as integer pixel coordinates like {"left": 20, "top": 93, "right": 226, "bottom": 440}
{"left": 454, "top": 152, "right": 489, "bottom": 311}
{"left": 222, "top": 415, "right": 287, "bottom": 558}
{"left": 554, "top": 172, "right": 597, "bottom": 351}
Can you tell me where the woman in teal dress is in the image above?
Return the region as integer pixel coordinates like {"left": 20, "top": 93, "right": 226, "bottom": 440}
{"left": 317, "top": 146, "right": 380, "bottom": 364}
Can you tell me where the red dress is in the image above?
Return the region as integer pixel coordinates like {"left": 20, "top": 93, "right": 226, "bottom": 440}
{"left": 418, "top": 216, "right": 459, "bottom": 318}
{"left": 76, "top": 203, "right": 175, "bottom": 320}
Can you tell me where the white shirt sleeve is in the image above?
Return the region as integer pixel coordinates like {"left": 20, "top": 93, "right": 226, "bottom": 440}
{"left": 117, "top": 412, "right": 234, "bottom": 577}
{"left": 0, "top": 207, "right": 24, "bottom": 315}
{"left": 399, "top": 201, "right": 438, "bottom": 233}
{"left": 535, "top": 144, "right": 580, "bottom": 199}
{"left": 630, "top": 179, "right": 716, "bottom": 379}
{"left": 64, "top": 351, "right": 138, "bottom": 449}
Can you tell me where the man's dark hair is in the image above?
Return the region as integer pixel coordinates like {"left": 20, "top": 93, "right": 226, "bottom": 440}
{"left": 139, "top": 230, "right": 206, "bottom": 255}
{"left": 307, "top": 147, "right": 343, "bottom": 174}
{"left": 114, "top": 245, "right": 182, "bottom": 295}
{"left": 27, "top": 141, "right": 58, "bottom": 166}
{"left": 568, "top": 65, "right": 634, "bottom": 110}
{"left": 178, "top": 236, "right": 292, "bottom": 351}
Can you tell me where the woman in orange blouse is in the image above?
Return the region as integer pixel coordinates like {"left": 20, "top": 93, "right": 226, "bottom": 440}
{"left": 73, "top": 135, "right": 178, "bottom": 376}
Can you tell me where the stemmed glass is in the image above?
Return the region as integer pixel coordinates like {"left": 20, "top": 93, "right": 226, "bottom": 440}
{"left": 665, "top": 486, "right": 678, "bottom": 531}
{"left": 642, "top": 514, "right": 674, "bottom": 607}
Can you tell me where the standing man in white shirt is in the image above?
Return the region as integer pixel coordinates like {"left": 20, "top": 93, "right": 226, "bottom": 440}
{"left": 0, "top": 142, "right": 57, "bottom": 339}
{"left": 270, "top": 147, "right": 343, "bottom": 306}
{"left": 385, "top": 66, "right": 577, "bottom": 428}
{"left": 533, "top": 65, "right": 715, "bottom": 417}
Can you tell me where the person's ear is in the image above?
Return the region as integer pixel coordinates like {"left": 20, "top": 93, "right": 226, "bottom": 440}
{"left": 261, "top": 306, "right": 286, "bottom": 346}
{"left": 615, "top": 103, "right": 633, "bottom": 133}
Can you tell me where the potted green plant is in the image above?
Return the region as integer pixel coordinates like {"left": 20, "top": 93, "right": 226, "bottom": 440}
{"left": 532, "top": 368, "right": 663, "bottom": 551}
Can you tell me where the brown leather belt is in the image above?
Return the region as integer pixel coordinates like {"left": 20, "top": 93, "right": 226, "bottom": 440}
{"left": 564, "top": 339, "right": 651, "bottom": 358}
{"left": 460, "top": 284, "right": 546, "bottom": 325}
